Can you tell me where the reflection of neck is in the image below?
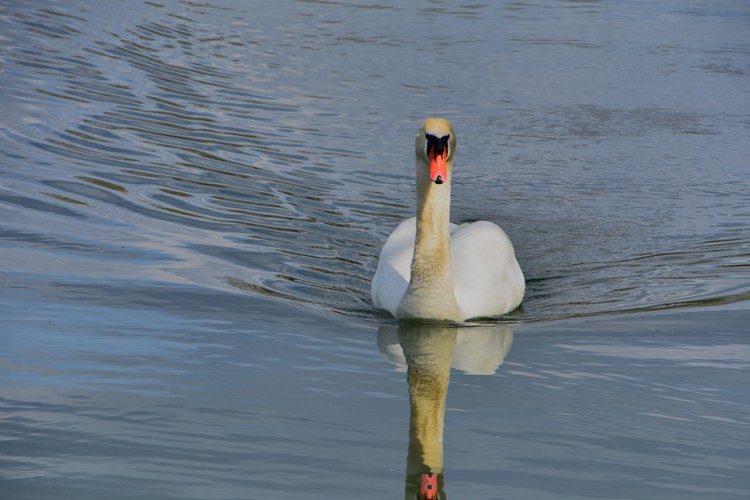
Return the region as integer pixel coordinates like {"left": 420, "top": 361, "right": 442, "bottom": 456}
{"left": 400, "top": 327, "right": 457, "bottom": 478}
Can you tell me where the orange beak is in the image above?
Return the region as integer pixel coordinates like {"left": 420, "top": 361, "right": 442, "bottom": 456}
{"left": 428, "top": 146, "right": 448, "bottom": 184}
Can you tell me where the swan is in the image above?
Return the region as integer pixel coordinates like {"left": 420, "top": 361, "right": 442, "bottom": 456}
{"left": 371, "top": 118, "right": 524, "bottom": 322}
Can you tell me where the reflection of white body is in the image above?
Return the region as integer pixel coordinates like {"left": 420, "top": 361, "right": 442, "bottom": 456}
{"left": 377, "top": 324, "right": 513, "bottom": 375}
{"left": 371, "top": 118, "right": 525, "bottom": 322}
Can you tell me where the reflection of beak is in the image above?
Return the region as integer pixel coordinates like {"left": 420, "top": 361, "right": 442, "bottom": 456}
{"left": 428, "top": 146, "right": 448, "bottom": 184}
{"left": 419, "top": 472, "right": 440, "bottom": 499}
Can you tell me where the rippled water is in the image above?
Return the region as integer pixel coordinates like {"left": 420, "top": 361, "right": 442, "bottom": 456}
{"left": 2, "top": 0, "right": 749, "bottom": 498}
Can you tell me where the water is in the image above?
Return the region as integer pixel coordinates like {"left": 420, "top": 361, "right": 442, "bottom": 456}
{"left": 1, "top": 0, "right": 749, "bottom": 498}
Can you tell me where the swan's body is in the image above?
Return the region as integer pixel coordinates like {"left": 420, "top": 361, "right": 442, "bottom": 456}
{"left": 371, "top": 118, "right": 524, "bottom": 322}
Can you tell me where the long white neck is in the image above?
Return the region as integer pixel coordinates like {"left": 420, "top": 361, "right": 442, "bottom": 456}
{"left": 396, "top": 159, "right": 463, "bottom": 322}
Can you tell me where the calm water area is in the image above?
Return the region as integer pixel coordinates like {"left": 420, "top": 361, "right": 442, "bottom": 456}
{"left": 1, "top": 0, "right": 749, "bottom": 498}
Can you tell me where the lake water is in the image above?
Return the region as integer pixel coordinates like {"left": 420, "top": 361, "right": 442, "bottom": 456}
{"left": 1, "top": 0, "right": 749, "bottom": 498}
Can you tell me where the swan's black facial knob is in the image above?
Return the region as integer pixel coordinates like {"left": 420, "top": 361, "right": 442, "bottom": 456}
{"left": 425, "top": 133, "right": 450, "bottom": 158}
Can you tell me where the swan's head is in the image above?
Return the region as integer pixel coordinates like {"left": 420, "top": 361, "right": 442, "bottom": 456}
{"left": 415, "top": 118, "right": 456, "bottom": 185}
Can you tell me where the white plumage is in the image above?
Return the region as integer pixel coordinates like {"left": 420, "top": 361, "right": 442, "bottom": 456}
{"left": 371, "top": 118, "right": 524, "bottom": 322}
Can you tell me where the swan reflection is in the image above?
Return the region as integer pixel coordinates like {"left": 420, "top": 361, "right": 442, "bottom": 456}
{"left": 377, "top": 323, "right": 513, "bottom": 499}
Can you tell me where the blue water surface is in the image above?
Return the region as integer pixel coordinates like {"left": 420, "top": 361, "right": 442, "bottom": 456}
{"left": 1, "top": 1, "right": 749, "bottom": 498}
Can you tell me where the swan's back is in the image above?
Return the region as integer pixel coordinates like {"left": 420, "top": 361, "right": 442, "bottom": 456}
{"left": 451, "top": 221, "right": 525, "bottom": 319}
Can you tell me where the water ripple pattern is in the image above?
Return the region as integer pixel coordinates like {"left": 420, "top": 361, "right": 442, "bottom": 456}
{"left": 2, "top": 1, "right": 394, "bottom": 319}
{"left": 1, "top": 0, "right": 749, "bottom": 323}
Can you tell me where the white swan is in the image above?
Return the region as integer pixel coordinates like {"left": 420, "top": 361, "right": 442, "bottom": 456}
{"left": 371, "top": 118, "right": 524, "bottom": 322}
